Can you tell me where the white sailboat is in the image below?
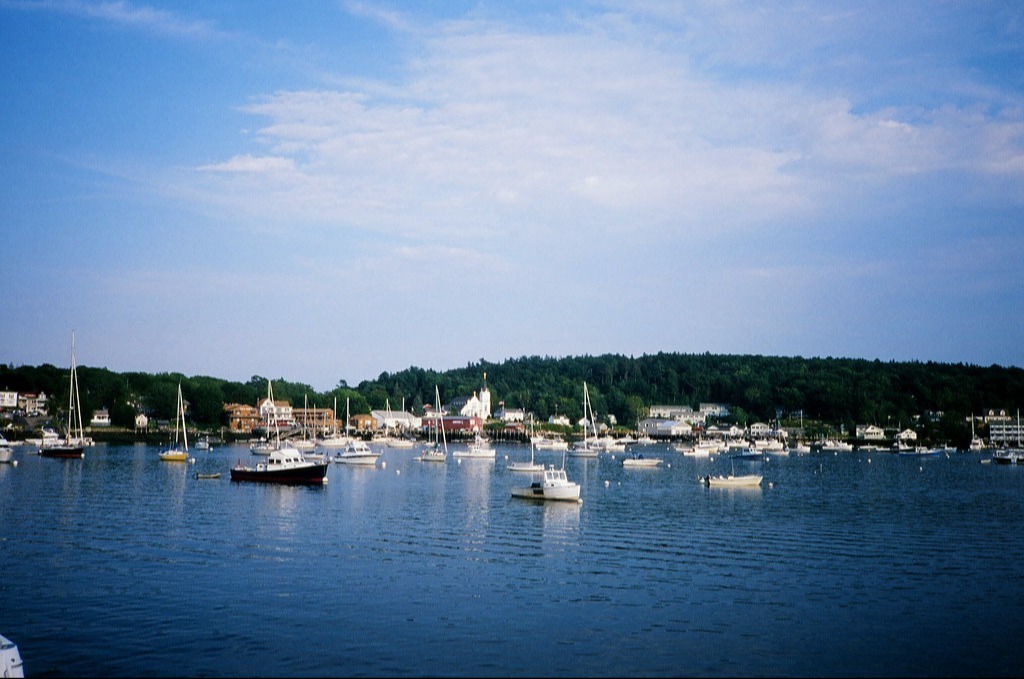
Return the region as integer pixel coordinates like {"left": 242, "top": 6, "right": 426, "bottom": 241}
{"left": 40, "top": 332, "right": 87, "bottom": 459}
{"left": 969, "top": 414, "right": 985, "bottom": 451}
{"left": 508, "top": 440, "right": 545, "bottom": 472}
{"left": 568, "top": 381, "right": 600, "bottom": 457}
{"left": 292, "top": 394, "right": 317, "bottom": 453}
{"left": 418, "top": 385, "right": 448, "bottom": 463}
{"left": 159, "top": 383, "right": 191, "bottom": 462}
{"left": 387, "top": 397, "right": 416, "bottom": 448}
{"left": 318, "top": 397, "right": 353, "bottom": 449}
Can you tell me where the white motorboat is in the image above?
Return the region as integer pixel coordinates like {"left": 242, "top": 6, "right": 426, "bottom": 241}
{"left": 702, "top": 473, "right": 763, "bottom": 488}
{"left": 622, "top": 452, "right": 663, "bottom": 468}
{"left": 0, "top": 632, "right": 25, "bottom": 678}
{"left": 331, "top": 438, "right": 381, "bottom": 465}
{"left": 511, "top": 465, "right": 582, "bottom": 503}
{"left": 532, "top": 435, "right": 569, "bottom": 450}
{"left": 0, "top": 436, "right": 14, "bottom": 465}
{"left": 453, "top": 432, "right": 495, "bottom": 459}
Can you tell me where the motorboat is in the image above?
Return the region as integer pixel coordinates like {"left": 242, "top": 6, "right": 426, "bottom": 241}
{"left": 453, "top": 432, "right": 495, "bottom": 459}
{"left": 230, "top": 445, "right": 328, "bottom": 484}
{"left": 0, "top": 436, "right": 14, "bottom": 465}
{"left": 331, "top": 438, "right": 381, "bottom": 466}
{"left": 819, "top": 439, "right": 854, "bottom": 453}
{"left": 702, "top": 473, "right": 763, "bottom": 488}
{"left": 231, "top": 380, "right": 329, "bottom": 485}
{"left": 621, "top": 452, "right": 663, "bottom": 468}
{"left": 511, "top": 465, "right": 582, "bottom": 503}
{"left": 532, "top": 435, "right": 569, "bottom": 451}
{"left": 0, "top": 632, "right": 25, "bottom": 678}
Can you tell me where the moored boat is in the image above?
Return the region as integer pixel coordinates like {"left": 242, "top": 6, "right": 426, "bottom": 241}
{"left": 511, "top": 465, "right": 582, "bottom": 503}
{"left": 331, "top": 438, "right": 381, "bottom": 465}
{"left": 230, "top": 446, "right": 329, "bottom": 484}
{"left": 703, "top": 473, "right": 763, "bottom": 488}
{"left": 231, "top": 380, "right": 329, "bottom": 485}
{"left": 0, "top": 632, "right": 25, "bottom": 678}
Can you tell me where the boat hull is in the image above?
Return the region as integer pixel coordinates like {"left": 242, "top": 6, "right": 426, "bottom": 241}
{"left": 159, "top": 451, "right": 189, "bottom": 462}
{"left": 39, "top": 445, "right": 85, "bottom": 459}
{"left": 704, "top": 474, "right": 762, "bottom": 488}
{"left": 622, "top": 459, "right": 662, "bottom": 468}
{"left": 511, "top": 484, "right": 581, "bottom": 502}
{"left": 230, "top": 463, "right": 329, "bottom": 485}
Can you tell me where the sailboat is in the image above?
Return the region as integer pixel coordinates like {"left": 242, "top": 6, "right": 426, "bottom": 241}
{"left": 249, "top": 381, "right": 277, "bottom": 456}
{"left": 318, "top": 397, "right": 352, "bottom": 449}
{"left": 508, "top": 441, "right": 545, "bottom": 472}
{"left": 387, "top": 397, "right": 416, "bottom": 448}
{"left": 40, "top": 332, "right": 87, "bottom": 459}
{"left": 417, "top": 385, "right": 448, "bottom": 463}
{"left": 969, "top": 414, "right": 985, "bottom": 451}
{"left": 568, "top": 381, "right": 600, "bottom": 457}
{"left": 159, "top": 383, "right": 191, "bottom": 462}
{"left": 292, "top": 394, "right": 317, "bottom": 453}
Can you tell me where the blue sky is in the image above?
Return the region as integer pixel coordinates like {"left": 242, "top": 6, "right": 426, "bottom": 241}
{"left": 2, "top": 1, "right": 1023, "bottom": 392}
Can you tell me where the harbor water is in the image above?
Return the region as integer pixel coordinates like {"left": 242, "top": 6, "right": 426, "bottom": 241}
{"left": 1, "top": 442, "right": 1022, "bottom": 677}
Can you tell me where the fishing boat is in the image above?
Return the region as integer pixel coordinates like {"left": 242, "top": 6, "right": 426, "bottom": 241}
{"left": 39, "top": 332, "right": 87, "bottom": 459}
{"left": 230, "top": 445, "right": 329, "bottom": 485}
{"left": 511, "top": 449, "right": 581, "bottom": 503}
{"left": 159, "top": 383, "right": 191, "bottom": 462}
{"left": 230, "top": 380, "right": 328, "bottom": 485}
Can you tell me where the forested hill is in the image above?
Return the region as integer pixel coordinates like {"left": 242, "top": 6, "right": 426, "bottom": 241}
{"left": 3, "top": 353, "right": 1023, "bottom": 436}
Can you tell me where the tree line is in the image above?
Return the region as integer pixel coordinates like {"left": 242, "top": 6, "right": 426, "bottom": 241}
{"left": 3, "top": 353, "right": 1022, "bottom": 445}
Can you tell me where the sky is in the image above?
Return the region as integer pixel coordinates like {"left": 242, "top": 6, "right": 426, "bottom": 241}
{"left": 2, "top": 1, "right": 1023, "bottom": 392}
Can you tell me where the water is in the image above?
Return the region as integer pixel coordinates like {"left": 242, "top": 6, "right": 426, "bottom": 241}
{"left": 2, "top": 442, "right": 1022, "bottom": 677}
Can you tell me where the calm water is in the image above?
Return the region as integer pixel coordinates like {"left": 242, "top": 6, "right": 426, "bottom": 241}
{"left": 1, "top": 441, "right": 1022, "bottom": 678}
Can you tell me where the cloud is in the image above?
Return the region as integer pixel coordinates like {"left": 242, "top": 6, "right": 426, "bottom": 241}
{"left": 183, "top": 3, "right": 1022, "bottom": 251}
{"left": 196, "top": 154, "right": 296, "bottom": 173}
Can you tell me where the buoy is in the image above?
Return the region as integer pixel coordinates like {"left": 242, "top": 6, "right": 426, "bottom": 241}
{"left": 381, "top": 461, "right": 387, "bottom": 470}
{"left": 396, "top": 469, "right": 401, "bottom": 475}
